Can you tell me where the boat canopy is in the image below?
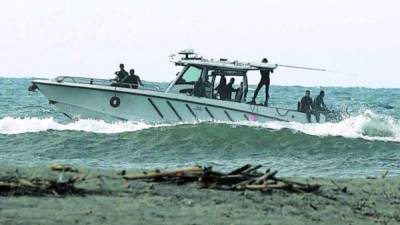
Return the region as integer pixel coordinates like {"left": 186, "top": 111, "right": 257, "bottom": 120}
{"left": 174, "top": 59, "right": 277, "bottom": 71}
{"left": 171, "top": 50, "right": 277, "bottom": 72}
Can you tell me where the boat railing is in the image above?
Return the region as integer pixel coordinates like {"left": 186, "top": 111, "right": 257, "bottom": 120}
{"left": 54, "top": 76, "right": 162, "bottom": 92}
{"left": 55, "top": 76, "right": 113, "bottom": 85}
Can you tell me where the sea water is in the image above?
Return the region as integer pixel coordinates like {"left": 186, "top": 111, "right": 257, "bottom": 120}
{"left": 0, "top": 78, "right": 399, "bottom": 177}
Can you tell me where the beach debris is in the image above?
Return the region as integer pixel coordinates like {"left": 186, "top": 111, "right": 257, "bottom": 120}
{"left": 331, "top": 180, "right": 348, "bottom": 193}
{"left": 122, "top": 165, "right": 321, "bottom": 193}
{"left": 0, "top": 164, "right": 320, "bottom": 196}
{"left": 381, "top": 169, "right": 389, "bottom": 179}
{"left": 123, "top": 167, "right": 206, "bottom": 181}
{"left": 48, "top": 164, "right": 79, "bottom": 173}
{"left": 0, "top": 175, "right": 84, "bottom": 196}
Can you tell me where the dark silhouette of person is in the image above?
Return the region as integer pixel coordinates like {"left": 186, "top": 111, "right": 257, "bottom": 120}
{"left": 204, "top": 78, "right": 213, "bottom": 98}
{"left": 249, "top": 58, "right": 273, "bottom": 106}
{"left": 193, "top": 76, "right": 206, "bottom": 97}
{"left": 314, "top": 91, "right": 327, "bottom": 112}
{"left": 314, "top": 90, "right": 327, "bottom": 122}
{"left": 226, "top": 78, "right": 238, "bottom": 100}
{"left": 300, "top": 90, "right": 314, "bottom": 123}
{"left": 115, "top": 63, "right": 129, "bottom": 82}
{"left": 127, "top": 69, "right": 143, "bottom": 89}
{"left": 235, "top": 82, "right": 244, "bottom": 102}
{"left": 215, "top": 76, "right": 227, "bottom": 100}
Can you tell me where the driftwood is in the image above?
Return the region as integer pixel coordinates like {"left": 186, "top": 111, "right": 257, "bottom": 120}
{"left": 122, "top": 164, "right": 320, "bottom": 193}
{"left": 0, "top": 164, "right": 320, "bottom": 196}
{"left": 0, "top": 176, "right": 85, "bottom": 196}
{"left": 228, "top": 164, "right": 252, "bottom": 175}
{"left": 48, "top": 164, "right": 79, "bottom": 173}
{"left": 123, "top": 167, "right": 205, "bottom": 180}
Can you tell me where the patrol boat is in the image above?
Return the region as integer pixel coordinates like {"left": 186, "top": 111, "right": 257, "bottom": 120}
{"left": 30, "top": 50, "right": 343, "bottom": 123}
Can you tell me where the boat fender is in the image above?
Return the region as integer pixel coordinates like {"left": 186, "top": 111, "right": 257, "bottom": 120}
{"left": 110, "top": 96, "right": 121, "bottom": 108}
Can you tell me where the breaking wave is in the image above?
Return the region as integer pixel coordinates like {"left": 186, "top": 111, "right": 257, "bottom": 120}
{"left": 1, "top": 110, "right": 399, "bottom": 142}
{"left": 0, "top": 117, "right": 170, "bottom": 134}
{"left": 231, "top": 110, "right": 400, "bottom": 142}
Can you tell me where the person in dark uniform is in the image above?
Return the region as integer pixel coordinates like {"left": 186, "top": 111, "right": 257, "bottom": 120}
{"left": 300, "top": 90, "right": 314, "bottom": 123}
{"left": 315, "top": 91, "right": 327, "bottom": 111}
{"left": 235, "top": 82, "right": 244, "bottom": 102}
{"left": 314, "top": 90, "right": 327, "bottom": 122}
{"left": 127, "top": 69, "right": 143, "bottom": 88}
{"left": 115, "top": 63, "right": 129, "bottom": 83}
{"left": 226, "top": 78, "right": 238, "bottom": 100}
{"left": 249, "top": 58, "right": 273, "bottom": 106}
{"left": 193, "top": 76, "right": 206, "bottom": 97}
{"left": 215, "top": 76, "right": 227, "bottom": 100}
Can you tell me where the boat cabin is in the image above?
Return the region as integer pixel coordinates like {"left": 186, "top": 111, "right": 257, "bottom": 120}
{"left": 166, "top": 50, "right": 276, "bottom": 103}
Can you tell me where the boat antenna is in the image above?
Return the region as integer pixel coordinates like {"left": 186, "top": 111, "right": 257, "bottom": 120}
{"left": 276, "top": 64, "right": 358, "bottom": 76}
{"left": 276, "top": 64, "right": 326, "bottom": 72}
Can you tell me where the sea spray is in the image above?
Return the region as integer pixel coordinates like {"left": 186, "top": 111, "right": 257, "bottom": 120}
{"left": 0, "top": 117, "right": 171, "bottom": 134}
{"left": 238, "top": 110, "right": 400, "bottom": 142}
{"left": 1, "top": 110, "right": 400, "bottom": 142}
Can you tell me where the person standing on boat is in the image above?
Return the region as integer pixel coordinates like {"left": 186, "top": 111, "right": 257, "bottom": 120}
{"left": 249, "top": 58, "right": 274, "bottom": 106}
{"left": 115, "top": 63, "right": 129, "bottom": 83}
{"left": 128, "top": 69, "right": 144, "bottom": 89}
{"left": 300, "top": 90, "right": 314, "bottom": 123}
{"left": 314, "top": 91, "right": 327, "bottom": 112}
{"left": 235, "top": 82, "right": 244, "bottom": 102}
{"left": 226, "top": 77, "right": 238, "bottom": 100}
{"left": 314, "top": 90, "right": 327, "bottom": 122}
{"left": 215, "top": 76, "right": 227, "bottom": 100}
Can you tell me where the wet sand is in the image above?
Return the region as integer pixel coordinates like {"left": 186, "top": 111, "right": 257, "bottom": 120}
{"left": 1, "top": 166, "right": 400, "bottom": 225}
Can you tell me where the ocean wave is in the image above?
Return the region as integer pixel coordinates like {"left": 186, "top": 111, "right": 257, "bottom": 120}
{"left": 226, "top": 110, "right": 400, "bottom": 142}
{"left": 1, "top": 110, "right": 399, "bottom": 142}
{"left": 0, "top": 117, "right": 170, "bottom": 134}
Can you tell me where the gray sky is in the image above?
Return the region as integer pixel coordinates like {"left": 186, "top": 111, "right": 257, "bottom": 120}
{"left": 1, "top": 0, "right": 399, "bottom": 87}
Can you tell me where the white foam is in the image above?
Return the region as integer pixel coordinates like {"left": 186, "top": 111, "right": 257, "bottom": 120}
{"left": 0, "top": 117, "right": 169, "bottom": 134}
{"left": 1, "top": 110, "right": 399, "bottom": 142}
{"left": 227, "top": 110, "right": 400, "bottom": 142}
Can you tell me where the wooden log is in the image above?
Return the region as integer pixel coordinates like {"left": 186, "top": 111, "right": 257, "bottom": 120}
{"left": 242, "top": 165, "right": 262, "bottom": 174}
{"left": 0, "top": 181, "right": 19, "bottom": 191}
{"left": 18, "top": 179, "right": 35, "bottom": 187}
{"left": 254, "top": 170, "right": 278, "bottom": 184}
{"left": 227, "top": 164, "right": 251, "bottom": 175}
{"left": 236, "top": 182, "right": 292, "bottom": 191}
{"left": 275, "top": 178, "right": 321, "bottom": 191}
{"left": 275, "top": 178, "right": 307, "bottom": 187}
{"left": 123, "top": 167, "right": 204, "bottom": 180}
{"left": 48, "top": 164, "right": 79, "bottom": 173}
{"left": 214, "top": 175, "right": 250, "bottom": 185}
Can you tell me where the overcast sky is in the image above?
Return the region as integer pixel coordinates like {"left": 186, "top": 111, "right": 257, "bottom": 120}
{"left": 1, "top": 0, "right": 399, "bottom": 87}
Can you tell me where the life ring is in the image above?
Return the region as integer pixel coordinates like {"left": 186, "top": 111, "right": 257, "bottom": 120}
{"left": 110, "top": 96, "right": 121, "bottom": 108}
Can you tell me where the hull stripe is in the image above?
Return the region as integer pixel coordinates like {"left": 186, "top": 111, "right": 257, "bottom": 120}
{"left": 147, "top": 98, "right": 164, "bottom": 119}
{"left": 205, "top": 107, "right": 215, "bottom": 120}
{"left": 224, "top": 110, "right": 234, "bottom": 122}
{"left": 185, "top": 104, "right": 198, "bottom": 121}
{"left": 167, "top": 101, "right": 182, "bottom": 121}
{"left": 63, "top": 113, "right": 73, "bottom": 120}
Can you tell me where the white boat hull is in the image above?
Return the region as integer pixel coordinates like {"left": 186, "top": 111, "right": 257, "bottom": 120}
{"left": 32, "top": 80, "right": 325, "bottom": 123}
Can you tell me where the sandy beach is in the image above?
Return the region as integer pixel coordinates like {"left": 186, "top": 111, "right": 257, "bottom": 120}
{"left": 1, "top": 166, "right": 399, "bottom": 225}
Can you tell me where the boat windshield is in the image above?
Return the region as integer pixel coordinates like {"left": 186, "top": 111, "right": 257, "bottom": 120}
{"left": 176, "top": 66, "right": 202, "bottom": 84}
